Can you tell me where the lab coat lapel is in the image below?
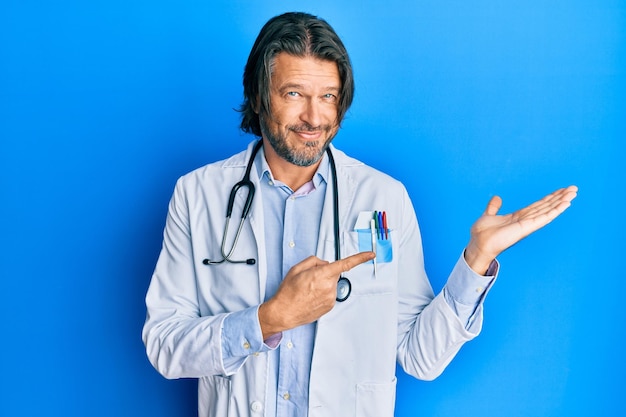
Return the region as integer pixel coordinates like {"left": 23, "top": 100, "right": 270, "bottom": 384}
{"left": 310, "top": 146, "right": 360, "bottom": 415}
{"left": 247, "top": 176, "right": 267, "bottom": 302}
{"left": 316, "top": 145, "right": 357, "bottom": 263}
{"left": 231, "top": 141, "right": 268, "bottom": 302}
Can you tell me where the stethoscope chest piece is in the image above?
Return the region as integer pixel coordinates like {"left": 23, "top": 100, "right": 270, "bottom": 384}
{"left": 336, "top": 276, "right": 351, "bottom": 302}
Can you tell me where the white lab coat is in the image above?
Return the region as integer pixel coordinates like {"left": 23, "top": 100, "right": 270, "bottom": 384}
{"left": 143, "top": 142, "right": 484, "bottom": 417}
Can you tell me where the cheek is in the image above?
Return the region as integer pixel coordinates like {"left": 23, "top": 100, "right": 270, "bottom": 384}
{"left": 269, "top": 104, "right": 298, "bottom": 126}
{"left": 324, "top": 108, "right": 338, "bottom": 121}
{"left": 322, "top": 105, "right": 340, "bottom": 125}
{"left": 326, "top": 115, "right": 341, "bottom": 132}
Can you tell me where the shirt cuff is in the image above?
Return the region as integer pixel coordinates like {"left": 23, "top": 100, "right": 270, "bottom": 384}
{"left": 221, "top": 305, "right": 281, "bottom": 374}
{"left": 443, "top": 253, "right": 499, "bottom": 329}
{"left": 264, "top": 331, "right": 283, "bottom": 349}
{"left": 446, "top": 253, "right": 498, "bottom": 304}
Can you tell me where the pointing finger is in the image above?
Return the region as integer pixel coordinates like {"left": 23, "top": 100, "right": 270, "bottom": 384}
{"left": 324, "top": 251, "right": 375, "bottom": 276}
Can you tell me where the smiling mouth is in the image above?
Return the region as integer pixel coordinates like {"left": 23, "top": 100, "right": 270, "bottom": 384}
{"left": 294, "top": 130, "right": 322, "bottom": 140}
{"left": 290, "top": 124, "right": 328, "bottom": 139}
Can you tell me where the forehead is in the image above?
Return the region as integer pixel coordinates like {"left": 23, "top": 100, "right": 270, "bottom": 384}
{"left": 270, "top": 53, "right": 340, "bottom": 90}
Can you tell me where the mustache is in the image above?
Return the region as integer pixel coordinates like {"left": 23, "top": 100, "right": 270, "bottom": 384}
{"left": 288, "top": 123, "right": 333, "bottom": 133}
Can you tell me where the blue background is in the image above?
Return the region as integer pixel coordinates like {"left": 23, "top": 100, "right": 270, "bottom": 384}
{"left": 1, "top": 0, "right": 624, "bottom": 416}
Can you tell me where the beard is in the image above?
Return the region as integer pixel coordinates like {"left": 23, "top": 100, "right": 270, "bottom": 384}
{"left": 259, "top": 113, "right": 337, "bottom": 167}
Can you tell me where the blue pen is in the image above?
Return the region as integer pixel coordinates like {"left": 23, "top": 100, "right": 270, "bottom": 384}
{"left": 377, "top": 211, "right": 383, "bottom": 240}
{"left": 382, "top": 211, "right": 388, "bottom": 239}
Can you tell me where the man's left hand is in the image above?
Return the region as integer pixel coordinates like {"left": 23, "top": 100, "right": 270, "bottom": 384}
{"left": 464, "top": 185, "right": 578, "bottom": 274}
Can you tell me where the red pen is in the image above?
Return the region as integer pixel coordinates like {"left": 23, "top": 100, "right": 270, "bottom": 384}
{"left": 382, "top": 211, "right": 388, "bottom": 239}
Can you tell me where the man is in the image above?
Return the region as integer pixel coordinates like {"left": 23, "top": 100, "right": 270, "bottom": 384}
{"left": 142, "top": 12, "right": 577, "bottom": 417}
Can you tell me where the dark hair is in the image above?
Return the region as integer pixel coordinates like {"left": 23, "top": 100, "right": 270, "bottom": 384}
{"left": 239, "top": 12, "right": 354, "bottom": 137}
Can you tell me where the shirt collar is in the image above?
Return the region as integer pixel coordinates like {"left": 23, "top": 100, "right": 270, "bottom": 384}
{"left": 254, "top": 145, "right": 329, "bottom": 193}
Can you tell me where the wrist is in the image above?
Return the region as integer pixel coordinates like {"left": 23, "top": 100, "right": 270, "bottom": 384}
{"left": 464, "top": 244, "right": 494, "bottom": 276}
{"left": 258, "top": 300, "right": 284, "bottom": 340}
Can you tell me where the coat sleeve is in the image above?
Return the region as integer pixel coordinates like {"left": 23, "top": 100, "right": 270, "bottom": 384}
{"left": 395, "top": 188, "right": 485, "bottom": 381}
{"left": 141, "top": 177, "right": 231, "bottom": 379}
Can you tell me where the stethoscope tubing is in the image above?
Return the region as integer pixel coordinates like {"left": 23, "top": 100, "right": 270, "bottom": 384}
{"left": 203, "top": 140, "right": 351, "bottom": 301}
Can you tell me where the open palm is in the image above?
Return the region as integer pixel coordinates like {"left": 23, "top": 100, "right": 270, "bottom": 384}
{"left": 464, "top": 185, "right": 578, "bottom": 274}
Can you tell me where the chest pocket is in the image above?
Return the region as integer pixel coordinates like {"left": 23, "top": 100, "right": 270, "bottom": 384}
{"left": 355, "top": 228, "right": 393, "bottom": 263}
{"left": 339, "top": 231, "right": 397, "bottom": 296}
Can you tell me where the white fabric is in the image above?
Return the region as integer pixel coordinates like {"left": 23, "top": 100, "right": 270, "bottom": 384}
{"left": 142, "top": 142, "right": 488, "bottom": 417}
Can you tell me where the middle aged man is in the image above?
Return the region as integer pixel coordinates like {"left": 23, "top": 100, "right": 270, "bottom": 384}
{"left": 143, "top": 12, "right": 578, "bottom": 417}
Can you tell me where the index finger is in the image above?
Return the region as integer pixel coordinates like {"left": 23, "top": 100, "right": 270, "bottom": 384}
{"left": 323, "top": 251, "right": 375, "bottom": 276}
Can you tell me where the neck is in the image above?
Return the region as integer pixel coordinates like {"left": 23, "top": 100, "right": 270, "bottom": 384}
{"left": 261, "top": 138, "right": 323, "bottom": 191}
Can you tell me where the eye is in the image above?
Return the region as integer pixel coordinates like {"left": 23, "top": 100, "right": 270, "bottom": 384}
{"left": 323, "top": 93, "right": 337, "bottom": 101}
{"left": 286, "top": 91, "right": 300, "bottom": 97}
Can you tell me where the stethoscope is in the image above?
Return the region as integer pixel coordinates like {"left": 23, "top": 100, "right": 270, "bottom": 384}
{"left": 202, "top": 140, "right": 352, "bottom": 302}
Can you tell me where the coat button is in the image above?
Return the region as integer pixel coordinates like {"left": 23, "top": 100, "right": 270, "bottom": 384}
{"left": 250, "top": 401, "right": 263, "bottom": 412}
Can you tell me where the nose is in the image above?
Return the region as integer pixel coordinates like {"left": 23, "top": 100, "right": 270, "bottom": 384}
{"left": 300, "top": 98, "right": 322, "bottom": 127}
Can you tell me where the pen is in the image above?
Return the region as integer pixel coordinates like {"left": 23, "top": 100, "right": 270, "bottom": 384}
{"left": 382, "top": 211, "right": 388, "bottom": 240}
{"left": 373, "top": 211, "right": 379, "bottom": 240}
{"left": 377, "top": 211, "right": 383, "bottom": 240}
{"left": 370, "top": 218, "right": 377, "bottom": 278}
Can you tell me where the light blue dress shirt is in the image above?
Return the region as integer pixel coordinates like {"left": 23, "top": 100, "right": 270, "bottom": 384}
{"left": 221, "top": 149, "right": 497, "bottom": 417}
{"left": 257, "top": 150, "right": 327, "bottom": 417}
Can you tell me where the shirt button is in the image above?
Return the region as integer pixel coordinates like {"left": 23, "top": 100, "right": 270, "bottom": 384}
{"left": 243, "top": 341, "right": 251, "bottom": 350}
{"left": 283, "top": 392, "right": 290, "bottom": 400}
{"left": 288, "top": 241, "right": 295, "bottom": 248}
{"left": 250, "top": 401, "right": 263, "bottom": 412}
{"left": 475, "top": 287, "right": 484, "bottom": 293}
{"left": 268, "top": 180, "right": 274, "bottom": 186}
{"left": 286, "top": 341, "right": 293, "bottom": 349}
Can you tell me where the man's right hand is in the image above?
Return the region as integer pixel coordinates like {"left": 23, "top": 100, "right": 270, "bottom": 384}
{"left": 258, "top": 251, "right": 375, "bottom": 340}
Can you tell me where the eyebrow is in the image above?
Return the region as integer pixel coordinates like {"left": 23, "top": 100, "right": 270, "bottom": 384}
{"left": 278, "top": 83, "right": 340, "bottom": 93}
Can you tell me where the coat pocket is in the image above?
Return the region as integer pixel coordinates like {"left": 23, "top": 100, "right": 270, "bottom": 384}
{"left": 355, "top": 378, "right": 397, "bottom": 417}
{"left": 341, "top": 231, "right": 396, "bottom": 295}
{"left": 198, "top": 375, "right": 231, "bottom": 417}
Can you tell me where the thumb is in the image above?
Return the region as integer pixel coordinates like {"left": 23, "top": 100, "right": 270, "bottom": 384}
{"left": 484, "top": 195, "right": 502, "bottom": 216}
